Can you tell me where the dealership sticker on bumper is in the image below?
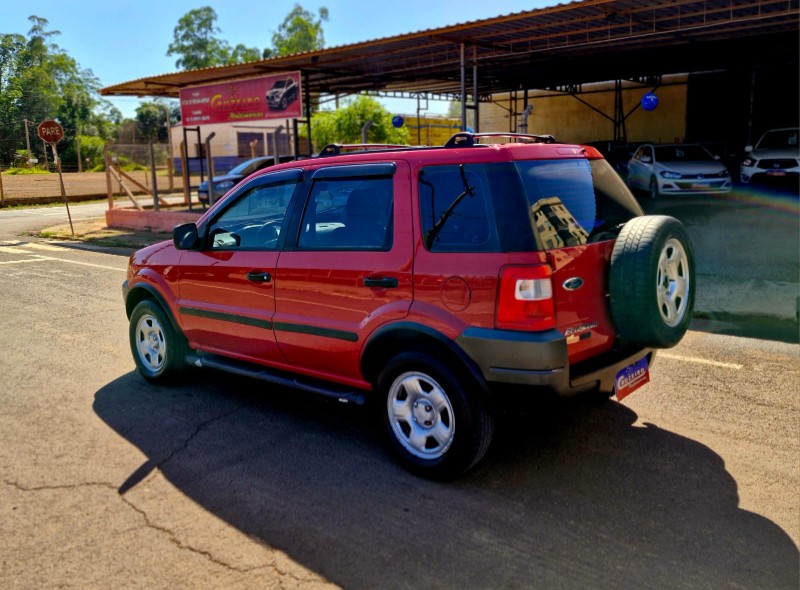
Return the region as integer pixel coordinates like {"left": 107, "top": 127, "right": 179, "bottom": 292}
{"left": 614, "top": 356, "right": 650, "bottom": 401}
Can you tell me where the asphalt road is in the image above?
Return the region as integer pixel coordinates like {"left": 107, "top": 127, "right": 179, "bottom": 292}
{"left": 0, "top": 204, "right": 798, "bottom": 589}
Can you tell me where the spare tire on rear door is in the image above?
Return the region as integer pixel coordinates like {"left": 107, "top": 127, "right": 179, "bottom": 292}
{"left": 609, "top": 215, "right": 695, "bottom": 348}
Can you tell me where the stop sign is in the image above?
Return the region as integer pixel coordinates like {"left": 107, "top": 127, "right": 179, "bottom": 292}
{"left": 37, "top": 119, "right": 64, "bottom": 144}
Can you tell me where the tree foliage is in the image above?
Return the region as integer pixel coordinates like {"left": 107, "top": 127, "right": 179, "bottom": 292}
{"left": 167, "top": 6, "right": 267, "bottom": 70}
{"left": 0, "top": 16, "right": 111, "bottom": 165}
{"left": 310, "top": 95, "right": 410, "bottom": 148}
{"left": 272, "top": 4, "right": 329, "bottom": 56}
{"left": 167, "top": 4, "right": 329, "bottom": 70}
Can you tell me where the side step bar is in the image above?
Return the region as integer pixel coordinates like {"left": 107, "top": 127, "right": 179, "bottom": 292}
{"left": 185, "top": 352, "right": 367, "bottom": 406}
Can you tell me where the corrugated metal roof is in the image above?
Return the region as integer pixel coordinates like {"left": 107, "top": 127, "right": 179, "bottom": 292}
{"left": 101, "top": 0, "right": 799, "bottom": 99}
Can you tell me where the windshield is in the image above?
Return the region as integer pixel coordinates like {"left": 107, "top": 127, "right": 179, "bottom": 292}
{"left": 654, "top": 145, "right": 714, "bottom": 162}
{"left": 272, "top": 80, "right": 288, "bottom": 89}
{"left": 228, "top": 158, "right": 269, "bottom": 177}
{"left": 757, "top": 129, "right": 799, "bottom": 150}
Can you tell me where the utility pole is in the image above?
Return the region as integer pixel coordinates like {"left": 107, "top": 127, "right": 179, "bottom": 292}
{"left": 23, "top": 119, "right": 33, "bottom": 162}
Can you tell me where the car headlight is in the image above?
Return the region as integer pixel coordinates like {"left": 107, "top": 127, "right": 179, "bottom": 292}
{"left": 742, "top": 157, "right": 756, "bottom": 167}
{"left": 216, "top": 181, "right": 235, "bottom": 191}
{"left": 660, "top": 171, "right": 681, "bottom": 179}
{"left": 720, "top": 169, "right": 731, "bottom": 177}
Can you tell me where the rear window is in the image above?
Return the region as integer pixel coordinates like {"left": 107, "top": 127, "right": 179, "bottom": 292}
{"left": 418, "top": 158, "right": 642, "bottom": 253}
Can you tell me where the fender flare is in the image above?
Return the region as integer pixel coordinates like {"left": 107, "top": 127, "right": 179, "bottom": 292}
{"left": 361, "top": 321, "right": 487, "bottom": 395}
{"left": 125, "top": 282, "right": 183, "bottom": 337}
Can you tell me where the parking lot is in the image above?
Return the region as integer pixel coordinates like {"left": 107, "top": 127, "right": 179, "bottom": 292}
{"left": 0, "top": 184, "right": 798, "bottom": 588}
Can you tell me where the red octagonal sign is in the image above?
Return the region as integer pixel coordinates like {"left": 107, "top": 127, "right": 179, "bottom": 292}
{"left": 37, "top": 119, "right": 64, "bottom": 144}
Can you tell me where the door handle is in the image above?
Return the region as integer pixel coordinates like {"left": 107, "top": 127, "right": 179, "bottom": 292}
{"left": 364, "top": 276, "right": 398, "bottom": 288}
{"left": 246, "top": 270, "right": 272, "bottom": 283}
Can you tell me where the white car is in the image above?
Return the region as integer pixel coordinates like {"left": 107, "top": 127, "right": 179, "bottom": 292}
{"left": 627, "top": 143, "right": 732, "bottom": 199}
{"left": 740, "top": 128, "right": 800, "bottom": 186}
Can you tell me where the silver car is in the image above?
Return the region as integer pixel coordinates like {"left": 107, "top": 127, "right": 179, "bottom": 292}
{"left": 740, "top": 128, "right": 800, "bottom": 186}
{"left": 627, "top": 143, "right": 732, "bottom": 199}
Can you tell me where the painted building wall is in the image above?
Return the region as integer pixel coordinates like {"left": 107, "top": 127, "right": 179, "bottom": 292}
{"left": 480, "top": 75, "right": 688, "bottom": 144}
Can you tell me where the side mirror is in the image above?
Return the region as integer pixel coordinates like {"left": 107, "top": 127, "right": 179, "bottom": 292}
{"left": 744, "top": 145, "right": 753, "bottom": 153}
{"left": 173, "top": 223, "right": 199, "bottom": 250}
{"left": 640, "top": 156, "right": 652, "bottom": 164}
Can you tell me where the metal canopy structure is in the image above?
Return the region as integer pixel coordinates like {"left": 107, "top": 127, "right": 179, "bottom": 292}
{"left": 101, "top": 0, "right": 799, "bottom": 104}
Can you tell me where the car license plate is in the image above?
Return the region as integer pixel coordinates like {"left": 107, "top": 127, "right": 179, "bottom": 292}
{"left": 614, "top": 356, "right": 650, "bottom": 401}
{"left": 766, "top": 170, "right": 786, "bottom": 177}
{"left": 690, "top": 183, "right": 710, "bottom": 190}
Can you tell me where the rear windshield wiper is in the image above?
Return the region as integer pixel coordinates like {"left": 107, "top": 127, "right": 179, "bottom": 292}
{"left": 424, "top": 164, "right": 475, "bottom": 248}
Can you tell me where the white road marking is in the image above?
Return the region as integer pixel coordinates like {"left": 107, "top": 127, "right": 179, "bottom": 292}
{"left": 0, "top": 253, "right": 125, "bottom": 272}
{"left": 20, "top": 242, "right": 71, "bottom": 252}
{"left": 658, "top": 352, "right": 743, "bottom": 370}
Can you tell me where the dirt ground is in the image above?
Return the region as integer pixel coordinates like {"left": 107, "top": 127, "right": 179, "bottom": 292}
{"left": 0, "top": 171, "right": 193, "bottom": 205}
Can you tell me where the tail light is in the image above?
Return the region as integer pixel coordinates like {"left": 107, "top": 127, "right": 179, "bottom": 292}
{"left": 496, "top": 265, "right": 555, "bottom": 331}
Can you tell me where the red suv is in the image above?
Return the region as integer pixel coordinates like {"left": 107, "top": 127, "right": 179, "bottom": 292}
{"left": 124, "top": 132, "right": 695, "bottom": 478}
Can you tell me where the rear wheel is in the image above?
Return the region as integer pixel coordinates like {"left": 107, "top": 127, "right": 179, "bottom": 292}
{"left": 129, "top": 300, "right": 187, "bottom": 381}
{"left": 378, "top": 352, "right": 493, "bottom": 479}
{"left": 609, "top": 215, "right": 695, "bottom": 348}
{"left": 649, "top": 176, "right": 660, "bottom": 199}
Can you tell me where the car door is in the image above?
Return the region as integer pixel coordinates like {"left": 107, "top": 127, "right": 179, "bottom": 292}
{"left": 272, "top": 161, "right": 413, "bottom": 387}
{"left": 628, "top": 145, "right": 654, "bottom": 190}
{"left": 176, "top": 169, "right": 302, "bottom": 364}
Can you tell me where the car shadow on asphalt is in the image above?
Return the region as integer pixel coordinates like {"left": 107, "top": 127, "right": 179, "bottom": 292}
{"left": 93, "top": 370, "right": 798, "bottom": 590}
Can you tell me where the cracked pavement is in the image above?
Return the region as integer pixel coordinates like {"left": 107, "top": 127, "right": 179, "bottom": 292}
{"left": 1, "top": 202, "right": 797, "bottom": 589}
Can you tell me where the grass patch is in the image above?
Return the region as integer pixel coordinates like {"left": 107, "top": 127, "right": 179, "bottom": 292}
{"left": 30, "top": 218, "right": 173, "bottom": 250}
{"left": 3, "top": 167, "right": 51, "bottom": 175}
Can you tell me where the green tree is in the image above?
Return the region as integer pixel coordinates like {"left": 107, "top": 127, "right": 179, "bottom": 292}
{"left": 309, "top": 95, "right": 410, "bottom": 148}
{"left": 167, "top": 7, "right": 230, "bottom": 70}
{"left": 135, "top": 100, "right": 175, "bottom": 143}
{"left": 0, "top": 16, "right": 106, "bottom": 166}
{"left": 167, "top": 7, "right": 262, "bottom": 70}
{"left": 272, "top": 4, "right": 329, "bottom": 56}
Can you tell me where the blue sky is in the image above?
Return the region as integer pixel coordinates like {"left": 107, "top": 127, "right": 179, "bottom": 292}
{"left": 7, "top": 0, "right": 556, "bottom": 119}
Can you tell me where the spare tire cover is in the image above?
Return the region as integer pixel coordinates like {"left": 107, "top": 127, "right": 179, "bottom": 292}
{"left": 609, "top": 215, "right": 695, "bottom": 348}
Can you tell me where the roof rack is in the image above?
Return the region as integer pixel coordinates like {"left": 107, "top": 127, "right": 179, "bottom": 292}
{"left": 444, "top": 132, "right": 557, "bottom": 148}
{"left": 318, "top": 143, "right": 412, "bottom": 157}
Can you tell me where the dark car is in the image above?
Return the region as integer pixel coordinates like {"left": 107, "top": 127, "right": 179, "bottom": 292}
{"left": 124, "top": 132, "right": 695, "bottom": 478}
{"left": 198, "top": 156, "right": 293, "bottom": 205}
{"left": 266, "top": 77, "right": 298, "bottom": 110}
{"left": 584, "top": 140, "right": 648, "bottom": 178}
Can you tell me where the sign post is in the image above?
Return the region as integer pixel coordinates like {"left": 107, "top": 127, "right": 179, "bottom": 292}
{"left": 37, "top": 120, "right": 73, "bottom": 235}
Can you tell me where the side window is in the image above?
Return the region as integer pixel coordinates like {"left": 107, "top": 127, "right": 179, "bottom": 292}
{"left": 207, "top": 178, "right": 297, "bottom": 250}
{"left": 418, "top": 165, "right": 500, "bottom": 253}
{"left": 297, "top": 176, "right": 394, "bottom": 250}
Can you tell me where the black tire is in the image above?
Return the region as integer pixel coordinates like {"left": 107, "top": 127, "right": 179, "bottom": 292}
{"left": 609, "top": 215, "right": 695, "bottom": 348}
{"left": 129, "top": 300, "right": 187, "bottom": 382}
{"left": 377, "top": 351, "right": 494, "bottom": 479}
{"left": 649, "top": 176, "right": 660, "bottom": 199}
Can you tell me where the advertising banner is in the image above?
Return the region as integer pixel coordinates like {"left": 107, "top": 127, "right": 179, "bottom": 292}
{"left": 180, "top": 72, "right": 302, "bottom": 125}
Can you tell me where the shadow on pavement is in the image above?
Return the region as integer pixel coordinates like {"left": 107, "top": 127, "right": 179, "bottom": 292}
{"left": 94, "top": 371, "right": 799, "bottom": 590}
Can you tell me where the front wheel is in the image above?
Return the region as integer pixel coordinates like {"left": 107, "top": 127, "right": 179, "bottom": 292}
{"left": 649, "top": 176, "right": 660, "bottom": 199}
{"left": 377, "top": 352, "right": 493, "bottom": 479}
{"left": 129, "top": 300, "right": 187, "bottom": 381}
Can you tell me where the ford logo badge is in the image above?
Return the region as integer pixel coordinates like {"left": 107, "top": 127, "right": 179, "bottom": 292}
{"left": 563, "top": 277, "right": 584, "bottom": 291}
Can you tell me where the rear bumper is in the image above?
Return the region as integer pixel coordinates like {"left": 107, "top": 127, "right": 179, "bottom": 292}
{"left": 456, "top": 326, "right": 653, "bottom": 396}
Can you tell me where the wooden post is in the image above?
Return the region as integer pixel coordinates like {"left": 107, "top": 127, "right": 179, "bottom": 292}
{"left": 52, "top": 143, "right": 74, "bottom": 235}
{"left": 76, "top": 137, "right": 82, "bottom": 173}
{"left": 0, "top": 166, "right": 5, "bottom": 206}
{"left": 104, "top": 144, "right": 114, "bottom": 209}
{"left": 180, "top": 140, "right": 189, "bottom": 205}
{"left": 149, "top": 142, "right": 159, "bottom": 211}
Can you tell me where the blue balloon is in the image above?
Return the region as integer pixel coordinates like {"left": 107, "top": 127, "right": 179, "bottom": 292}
{"left": 392, "top": 115, "right": 404, "bottom": 128}
{"left": 641, "top": 92, "right": 659, "bottom": 111}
